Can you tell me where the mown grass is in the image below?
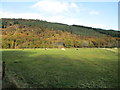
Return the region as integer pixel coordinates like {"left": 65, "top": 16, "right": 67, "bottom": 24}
{"left": 2, "top": 48, "right": 118, "bottom": 88}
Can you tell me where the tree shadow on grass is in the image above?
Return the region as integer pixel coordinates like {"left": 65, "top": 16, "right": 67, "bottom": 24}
{"left": 2, "top": 50, "right": 119, "bottom": 88}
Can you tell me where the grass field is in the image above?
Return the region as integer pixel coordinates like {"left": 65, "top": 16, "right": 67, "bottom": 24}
{"left": 2, "top": 48, "right": 118, "bottom": 88}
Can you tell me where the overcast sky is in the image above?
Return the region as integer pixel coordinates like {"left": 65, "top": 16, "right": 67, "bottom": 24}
{"left": 0, "top": 0, "right": 119, "bottom": 30}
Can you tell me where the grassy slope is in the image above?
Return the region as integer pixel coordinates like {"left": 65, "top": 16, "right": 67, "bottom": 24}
{"left": 2, "top": 48, "right": 118, "bottom": 88}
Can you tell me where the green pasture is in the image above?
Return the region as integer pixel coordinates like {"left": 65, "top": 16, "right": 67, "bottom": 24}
{"left": 2, "top": 48, "right": 118, "bottom": 88}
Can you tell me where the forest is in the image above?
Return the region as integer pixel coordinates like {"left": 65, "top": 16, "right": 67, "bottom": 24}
{"left": 1, "top": 18, "right": 120, "bottom": 49}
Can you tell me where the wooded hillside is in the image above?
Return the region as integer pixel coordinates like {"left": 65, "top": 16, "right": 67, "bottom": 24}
{"left": 1, "top": 18, "right": 119, "bottom": 48}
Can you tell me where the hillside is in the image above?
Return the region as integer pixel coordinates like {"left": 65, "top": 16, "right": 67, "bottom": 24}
{"left": 1, "top": 18, "right": 120, "bottom": 37}
{"left": 1, "top": 18, "right": 119, "bottom": 48}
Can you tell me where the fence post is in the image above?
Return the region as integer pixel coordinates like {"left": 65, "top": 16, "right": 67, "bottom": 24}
{"left": 2, "top": 61, "right": 5, "bottom": 80}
